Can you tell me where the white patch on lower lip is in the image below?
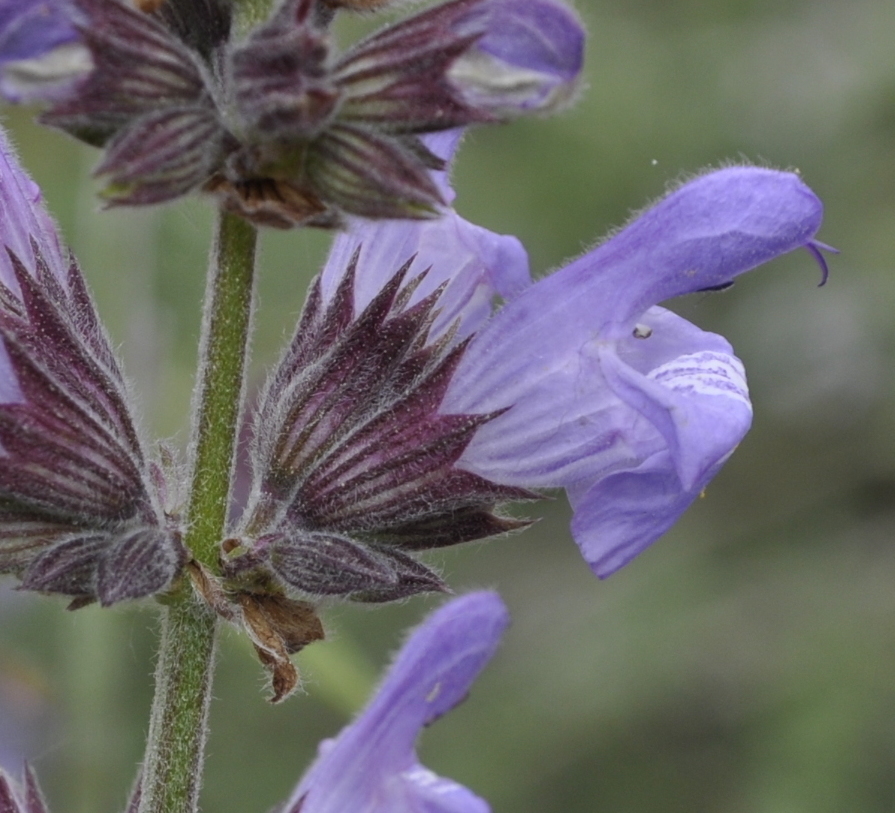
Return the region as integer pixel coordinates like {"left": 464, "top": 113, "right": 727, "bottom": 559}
{"left": 649, "top": 351, "right": 750, "bottom": 408}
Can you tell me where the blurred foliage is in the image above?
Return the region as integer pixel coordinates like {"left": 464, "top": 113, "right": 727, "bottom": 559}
{"left": 3, "top": 0, "right": 895, "bottom": 811}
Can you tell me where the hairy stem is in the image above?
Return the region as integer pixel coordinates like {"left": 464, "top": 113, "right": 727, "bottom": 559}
{"left": 139, "top": 211, "right": 258, "bottom": 813}
{"left": 137, "top": 599, "right": 217, "bottom": 813}
{"left": 186, "top": 211, "right": 258, "bottom": 569}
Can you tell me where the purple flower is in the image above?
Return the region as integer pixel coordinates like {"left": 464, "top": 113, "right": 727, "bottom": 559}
{"left": 442, "top": 167, "right": 828, "bottom": 575}
{"left": 0, "top": 126, "right": 185, "bottom": 606}
{"left": 281, "top": 591, "right": 507, "bottom": 813}
{"left": 0, "top": 0, "right": 89, "bottom": 102}
{"left": 241, "top": 149, "right": 828, "bottom": 591}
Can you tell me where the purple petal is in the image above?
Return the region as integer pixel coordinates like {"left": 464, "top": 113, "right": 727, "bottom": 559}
{"left": 0, "top": 127, "right": 68, "bottom": 287}
{"left": 320, "top": 211, "right": 530, "bottom": 341}
{"left": 600, "top": 308, "right": 752, "bottom": 490}
{"left": 283, "top": 592, "right": 508, "bottom": 813}
{"left": 0, "top": 0, "right": 78, "bottom": 60}
{"left": 0, "top": 0, "right": 88, "bottom": 102}
{"left": 569, "top": 345, "right": 751, "bottom": 577}
{"left": 1, "top": 125, "right": 68, "bottom": 403}
{"left": 445, "top": 168, "right": 822, "bottom": 412}
{"left": 567, "top": 450, "right": 713, "bottom": 577}
{"left": 421, "top": 129, "right": 465, "bottom": 203}
{"left": 448, "top": 0, "right": 584, "bottom": 115}
{"left": 446, "top": 306, "right": 749, "bottom": 488}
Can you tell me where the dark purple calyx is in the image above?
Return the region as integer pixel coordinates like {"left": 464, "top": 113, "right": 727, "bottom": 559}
{"left": 33, "top": 0, "right": 520, "bottom": 226}
{"left": 228, "top": 250, "right": 536, "bottom": 602}
{"left": 0, "top": 248, "right": 185, "bottom": 606}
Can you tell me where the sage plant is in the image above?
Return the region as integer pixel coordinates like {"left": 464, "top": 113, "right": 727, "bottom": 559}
{"left": 0, "top": 0, "right": 831, "bottom": 810}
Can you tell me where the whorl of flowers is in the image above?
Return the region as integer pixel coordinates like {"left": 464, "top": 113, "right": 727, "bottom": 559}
{"left": 0, "top": 0, "right": 584, "bottom": 227}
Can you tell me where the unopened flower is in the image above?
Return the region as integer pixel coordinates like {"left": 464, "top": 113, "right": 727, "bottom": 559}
{"left": 0, "top": 126, "right": 185, "bottom": 606}
{"left": 0, "top": 0, "right": 583, "bottom": 226}
{"left": 230, "top": 139, "right": 829, "bottom": 602}
{"left": 281, "top": 591, "right": 507, "bottom": 813}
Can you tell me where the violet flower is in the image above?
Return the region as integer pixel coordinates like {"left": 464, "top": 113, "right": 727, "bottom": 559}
{"left": 0, "top": 126, "right": 185, "bottom": 606}
{"left": 0, "top": 594, "right": 506, "bottom": 812}
{"left": 0, "top": 0, "right": 89, "bottom": 102}
{"left": 235, "top": 144, "right": 828, "bottom": 602}
{"left": 281, "top": 591, "right": 507, "bottom": 813}
{"left": 442, "top": 168, "right": 829, "bottom": 575}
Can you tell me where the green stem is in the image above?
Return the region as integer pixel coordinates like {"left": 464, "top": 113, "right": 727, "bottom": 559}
{"left": 138, "top": 599, "right": 217, "bottom": 813}
{"left": 185, "top": 210, "right": 258, "bottom": 569}
{"left": 138, "top": 211, "right": 258, "bottom": 813}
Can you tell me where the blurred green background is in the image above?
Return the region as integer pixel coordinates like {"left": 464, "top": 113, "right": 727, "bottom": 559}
{"left": 3, "top": 0, "right": 895, "bottom": 810}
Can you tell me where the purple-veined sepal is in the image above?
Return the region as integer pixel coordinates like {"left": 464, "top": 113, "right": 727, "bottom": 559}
{"left": 1, "top": 129, "right": 185, "bottom": 606}
{"left": 3, "top": 0, "right": 584, "bottom": 226}
{"left": 0, "top": 764, "right": 50, "bottom": 813}
{"left": 226, "top": 248, "right": 534, "bottom": 607}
